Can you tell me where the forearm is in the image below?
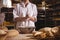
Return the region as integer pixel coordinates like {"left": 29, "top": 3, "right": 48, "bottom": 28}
{"left": 15, "top": 17, "right": 27, "bottom": 22}
{"left": 28, "top": 17, "right": 37, "bottom": 22}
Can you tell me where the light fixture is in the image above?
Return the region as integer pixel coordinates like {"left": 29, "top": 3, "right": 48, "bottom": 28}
{"left": 41, "top": 1, "right": 49, "bottom": 10}
{"left": 42, "top": 7, "right": 45, "bottom": 10}
{"left": 41, "top": 1, "right": 46, "bottom": 10}
{"left": 3, "top": 0, "right": 12, "bottom": 8}
{"left": 42, "top": 1, "right": 46, "bottom": 7}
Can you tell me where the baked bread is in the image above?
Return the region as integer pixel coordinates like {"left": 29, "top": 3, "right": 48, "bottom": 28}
{"left": 33, "top": 31, "right": 46, "bottom": 39}
{"left": 1, "top": 26, "right": 8, "bottom": 31}
{"left": 7, "top": 29, "right": 19, "bottom": 37}
{"left": 0, "top": 30, "right": 7, "bottom": 35}
{"left": 51, "top": 26, "right": 60, "bottom": 36}
{"left": 39, "top": 27, "right": 54, "bottom": 37}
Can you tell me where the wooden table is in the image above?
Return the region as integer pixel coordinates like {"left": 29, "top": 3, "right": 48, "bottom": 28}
{"left": 5, "top": 34, "right": 58, "bottom": 40}
{"left": 6, "top": 34, "right": 37, "bottom": 40}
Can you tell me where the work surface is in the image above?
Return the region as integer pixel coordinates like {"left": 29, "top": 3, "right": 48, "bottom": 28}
{"left": 6, "top": 34, "right": 60, "bottom": 40}
{"left": 6, "top": 34, "right": 37, "bottom": 40}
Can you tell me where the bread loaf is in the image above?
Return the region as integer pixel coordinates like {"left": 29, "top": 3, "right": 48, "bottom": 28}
{"left": 52, "top": 26, "right": 60, "bottom": 36}
{"left": 0, "top": 30, "right": 7, "bottom": 35}
{"left": 39, "top": 27, "right": 54, "bottom": 37}
{"left": 33, "top": 31, "right": 46, "bottom": 39}
{"left": 7, "top": 29, "right": 19, "bottom": 37}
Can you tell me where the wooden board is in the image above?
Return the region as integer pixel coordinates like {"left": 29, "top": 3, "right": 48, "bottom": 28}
{"left": 5, "top": 34, "right": 60, "bottom": 40}
{"left": 6, "top": 34, "right": 37, "bottom": 40}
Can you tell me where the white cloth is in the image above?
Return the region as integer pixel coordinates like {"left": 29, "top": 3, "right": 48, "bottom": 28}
{"left": 13, "top": 2, "right": 37, "bottom": 28}
{"left": 3, "top": 0, "right": 12, "bottom": 8}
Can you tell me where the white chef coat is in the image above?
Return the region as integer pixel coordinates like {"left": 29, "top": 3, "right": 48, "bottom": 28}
{"left": 13, "top": 2, "right": 37, "bottom": 28}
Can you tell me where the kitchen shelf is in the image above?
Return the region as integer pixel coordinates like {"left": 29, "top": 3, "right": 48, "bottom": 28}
{"left": 35, "top": 1, "right": 60, "bottom": 30}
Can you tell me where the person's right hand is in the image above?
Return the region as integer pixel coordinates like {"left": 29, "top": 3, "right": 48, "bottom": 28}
{"left": 15, "top": 17, "right": 27, "bottom": 22}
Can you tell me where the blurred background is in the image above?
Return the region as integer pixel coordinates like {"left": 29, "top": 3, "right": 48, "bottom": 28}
{"left": 0, "top": 0, "right": 60, "bottom": 30}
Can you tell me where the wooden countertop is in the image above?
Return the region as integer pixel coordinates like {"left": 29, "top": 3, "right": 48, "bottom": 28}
{"left": 6, "top": 34, "right": 37, "bottom": 40}
{"left": 5, "top": 34, "right": 57, "bottom": 40}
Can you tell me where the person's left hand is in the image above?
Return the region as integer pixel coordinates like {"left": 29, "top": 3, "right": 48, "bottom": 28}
{"left": 26, "top": 14, "right": 36, "bottom": 22}
{"left": 26, "top": 14, "right": 30, "bottom": 20}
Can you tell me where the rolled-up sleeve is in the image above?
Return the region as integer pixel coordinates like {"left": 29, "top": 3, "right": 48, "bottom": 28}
{"left": 13, "top": 9, "right": 19, "bottom": 19}
{"left": 33, "top": 5, "right": 38, "bottom": 22}
{"left": 13, "top": 5, "right": 19, "bottom": 19}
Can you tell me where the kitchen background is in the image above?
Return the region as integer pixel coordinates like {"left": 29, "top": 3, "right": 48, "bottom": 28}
{"left": 0, "top": 0, "right": 60, "bottom": 30}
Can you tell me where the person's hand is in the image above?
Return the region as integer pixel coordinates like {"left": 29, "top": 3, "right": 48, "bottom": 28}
{"left": 26, "top": 14, "right": 29, "bottom": 18}
{"left": 26, "top": 14, "right": 36, "bottom": 22}
{"left": 26, "top": 14, "right": 30, "bottom": 21}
